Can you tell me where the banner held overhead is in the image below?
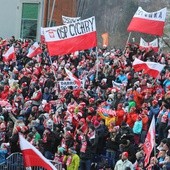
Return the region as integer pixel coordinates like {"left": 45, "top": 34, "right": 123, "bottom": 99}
{"left": 127, "top": 7, "right": 167, "bottom": 36}
{"left": 44, "top": 16, "right": 97, "bottom": 56}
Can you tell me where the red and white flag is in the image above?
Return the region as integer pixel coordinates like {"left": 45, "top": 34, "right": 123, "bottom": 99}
{"left": 133, "top": 58, "right": 165, "bottom": 78}
{"left": 44, "top": 16, "right": 97, "bottom": 56}
{"left": 64, "top": 67, "right": 81, "bottom": 87}
{"left": 127, "top": 7, "right": 167, "bottom": 36}
{"left": 27, "top": 42, "right": 42, "bottom": 58}
{"left": 139, "top": 38, "right": 159, "bottom": 52}
{"left": 2, "top": 46, "right": 16, "bottom": 62}
{"left": 19, "top": 134, "right": 57, "bottom": 170}
{"left": 143, "top": 116, "right": 155, "bottom": 167}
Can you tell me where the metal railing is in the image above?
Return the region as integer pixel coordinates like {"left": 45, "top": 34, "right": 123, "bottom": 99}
{"left": 0, "top": 152, "right": 62, "bottom": 170}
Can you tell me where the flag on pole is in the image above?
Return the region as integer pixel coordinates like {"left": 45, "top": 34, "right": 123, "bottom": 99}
{"left": 64, "top": 67, "right": 81, "bottom": 87}
{"left": 133, "top": 58, "right": 165, "bottom": 78}
{"left": 2, "top": 46, "right": 16, "bottom": 62}
{"left": 101, "top": 32, "right": 109, "bottom": 47}
{"left": 27, "top": 42, "right": 42, "bottom": 58}
{"left": 143, "top": 116, "right": 155, "bottom": 167}
{"left": 44, "top": 16, "right": 97, "bottom": 56}
{"left": 127, "top": 7, "right": 167, "bottom": 36}
{"left": 139, "top": 38, "right": 159, "bottom": 52}
{"left": 19, "top": 134, "right": 57, "bottom": 170}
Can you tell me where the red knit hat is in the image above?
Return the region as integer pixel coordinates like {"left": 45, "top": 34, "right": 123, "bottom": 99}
{"left": 86, "top": 115, "right": 92, "bottom": 122}
{"left": 152, "top": 100, "right": 158, "bottom": 105}
{"left": 122, "top": 152, "right": 129, "bottom": 158}
{"left": 79, "top": 118, "right": 86, "bottom": 123}
{"left": 89, "top": 98, "right": 95, "bottom": 103}
{"left": 88, "top": 107, "right": 94, "bottom": 113}
{"left": 93, "top": 120, "right": 100, "bottom": 128}
{"left": 22, "top": 82, "right": 27, "bottom": 87}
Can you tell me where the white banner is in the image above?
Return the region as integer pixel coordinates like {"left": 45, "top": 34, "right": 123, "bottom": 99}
{"left": 134, "top": 7, "right": 167, "bottom": 21}
{"left": 59, "top": 80, "right": 84, "bottom": 90}
{"left": 62, "top": 16, "right": 81, "bottom": 24}
{"left": 44, "top": 16, "right": 96, "bottom": 42}
{"left": 140, "top": 38, "right": 158, "bottom": 48}
{"left": 112, "top": 80, "right": 126, "bottom": 89}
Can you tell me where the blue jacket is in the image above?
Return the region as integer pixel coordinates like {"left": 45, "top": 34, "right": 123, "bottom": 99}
{"left": 133, "top": 120, "right": 142, "bottom": 134}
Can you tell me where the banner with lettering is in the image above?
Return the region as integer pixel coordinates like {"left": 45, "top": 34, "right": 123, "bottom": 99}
{"left": 127, "top": 7, "right": 167, "bottom": 36}
{"left": 59, "top": 80, "right": 84, "bottom": 90}
{"left": 62, "top": 16, "right": 81, "bottom": 24}
{"left": 44, "top": 16, "right": 97, "bottom": 56}
{"left": 139, "top": 38, "right": 159, "bottom": 52}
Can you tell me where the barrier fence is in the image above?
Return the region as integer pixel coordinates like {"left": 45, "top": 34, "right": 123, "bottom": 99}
{"left": 0, "top": 152, "right": 62, "bottom": 170}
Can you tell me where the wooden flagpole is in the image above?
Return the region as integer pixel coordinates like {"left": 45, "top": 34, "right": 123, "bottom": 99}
{"left": 95, "top": 47, "right": 99, "bottom": 81}
{"left": 42, "top": 52, "right": 57, "bottom": 81}
{"left": 123, "top": 32, "right": 132, "bottom": 54}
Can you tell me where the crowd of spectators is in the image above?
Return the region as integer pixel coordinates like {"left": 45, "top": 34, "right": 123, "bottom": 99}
{"left": 0, "top": 36, "right": 170, "bottom": 170}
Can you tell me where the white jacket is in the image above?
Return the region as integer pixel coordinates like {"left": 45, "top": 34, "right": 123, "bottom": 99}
{"left": 114, "top": 159, "right": 134, "bottom": 170}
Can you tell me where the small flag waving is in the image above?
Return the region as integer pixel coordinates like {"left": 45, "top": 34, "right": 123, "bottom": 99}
{"left": 101, "top": 32, "right": 109, "bottom": 47}
{"left": 65, "top": 67, "right": 81, "bottom": 87}
{"left": 127, "top": 7, "right": 167, "bottom": 36}
{"left": 133, "top": 58, "right": 165, "bottom": 78}
{"left": 19, "top": 134, "right": 57, "bottom": 170}
{"left": 44, "top": 16, "right": 97, "bottom": 56}
{"left": 143, "top": 116, "right": 155, "bottom": 166}
{"left": 2, "top": 46, "right": 16, "bottom": 62}
{"left": 27, "top": 42, "right": 42, "bottom": 58}
{"left": 139, "top": 38, "right": 159, "bottom": 52}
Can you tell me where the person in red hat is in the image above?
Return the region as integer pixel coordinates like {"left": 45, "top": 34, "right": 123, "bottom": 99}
{"left": 0, "top": 85, "right": 9, "bottom": 100}
{"left": 125, "top": 107, "right": 138, "bottom": 128}
{"left": 76, "top": 118, "right": 88, "bottom": 135}
{"left": 115, "top": 103, "right": 126, "bottom": 126}
{"left": 114, "top": 151, "right": 134, "bottom": 170}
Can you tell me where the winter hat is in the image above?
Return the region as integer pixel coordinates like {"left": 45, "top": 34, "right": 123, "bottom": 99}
{"left": 22, "top": 82, "right": 27, "bottom": 87}
{"left": 79, "top": 118, "right": 86, "bottom": 124}
{"left": 93, "top": 120, "right": 100, "bottom": 128}
{"left": 0, "top": 116, "right": 4, "bottom": 121}
{"left": 88, "top": 107, "right": 94, "bottom": 113}
{"left": 68, "top": 147, "right": 77, "bottom": 154}
{"left": 122, "top": 152, "right": 129, "bottom": 158}
{"left": 152, "top": 100, "right": 158, "bottom": 105}
{"left": 86, "top": 115, "right": 92, "bottom": 122}
{"left": 58, "top": 147, "right": 66, "bottom": 154}
{"left": 89, "top": 98, "right": 95, "bottom": 103}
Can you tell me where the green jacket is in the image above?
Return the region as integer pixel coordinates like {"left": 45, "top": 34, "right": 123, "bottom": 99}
{"left": 67, "top": 154, "right": 80, "bottom": 170}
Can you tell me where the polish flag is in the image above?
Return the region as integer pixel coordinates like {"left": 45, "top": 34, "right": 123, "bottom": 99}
{"left": 139, "top": 38, "right": 159, "bottom": 52}
{"left": 127, "top": 7, "right": 167, "bottom": 36}
{"left": 64, "top": 67, "right": 81, "bottom": 87}
{"left": 133, "top": 58, "right": 165, "bottom": 78}
{"left": 19, "top": 134, "right": 57, "bottom": 170}
{"left": 44, "top": 16, "right": 97, "bottom": 56}
{"left": 27, "top": 42, "right": 42, "bottom": 58}
{"left": 143, "top": 116, "right": 155, "bottom": 167}
{"left": 2, "top": 46, "right": 16, "bottom": 62}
